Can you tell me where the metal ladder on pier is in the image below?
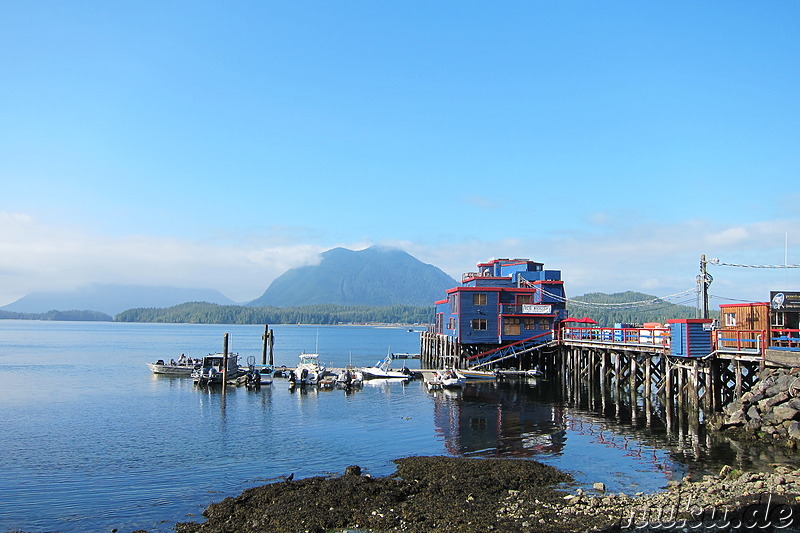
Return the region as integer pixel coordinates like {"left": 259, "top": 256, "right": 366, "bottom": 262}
{"left": 467, "top": 331, "right": 556, "bottom": 370}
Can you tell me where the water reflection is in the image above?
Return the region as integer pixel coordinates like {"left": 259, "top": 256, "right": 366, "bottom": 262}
{"left": 432, "top": 380, "right": 566, "bottom": 457}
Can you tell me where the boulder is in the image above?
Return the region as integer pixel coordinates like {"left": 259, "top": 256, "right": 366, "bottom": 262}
{"left": 773, "top": 405, "right": 800, "bottom": 423}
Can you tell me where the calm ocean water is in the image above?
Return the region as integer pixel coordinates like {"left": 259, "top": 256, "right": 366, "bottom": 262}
{"left": 0, "top": 320, "right": 793, "bottom": 533}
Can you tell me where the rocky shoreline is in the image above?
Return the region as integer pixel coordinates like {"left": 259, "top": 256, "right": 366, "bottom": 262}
{"left": 713, "top": 367, "right": 800, "bottom": 446}
{"left": 170, "top": 455, "right": 800, "bottom": 533}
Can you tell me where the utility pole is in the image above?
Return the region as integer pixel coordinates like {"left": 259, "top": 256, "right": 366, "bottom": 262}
{"left": 697, "top": 254, "right": 712, "bottom": 319}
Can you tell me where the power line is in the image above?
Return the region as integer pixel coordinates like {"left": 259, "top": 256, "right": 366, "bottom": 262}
{"left": 708, "top": 258, "right": 800, "bottom": 269}
{"left": 543, "top": 288, "right": 698, "bottom": 309}
{"left": 709, "top": 294, "right": 768, "bottom": 304}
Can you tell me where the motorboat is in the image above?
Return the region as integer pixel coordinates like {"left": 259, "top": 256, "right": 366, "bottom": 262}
{"left": 432, "top": 368, "right": 466, "bottom": 389}
{"left": 336, "top": 366, "right": 364, "bottom": 388}
{"left": 361, "top": 352, "right": 412, "bottom": 380}
{"left": 317, "top": 375, "right": 337, "bottom": 390}
{"left": 288, "top": 353, "right": 326, "bottom": 387}
{"left": 241, "top": 357, "right": 273, "bottom": 389}
{"left": 192, "top": 353, "right": 240, "bottom": 385}
{"left": 147, "top": 355, "right": 200, "bottom": 377}
{"left": 460, "top": 368, "right": 498, "bottom": 380}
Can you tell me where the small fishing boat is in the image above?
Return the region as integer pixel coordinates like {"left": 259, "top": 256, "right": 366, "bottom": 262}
{"left": 191, "top": 353, "right": 240, "bottom": 385}
{"left": 147, "top": 355, "right": 200, "bottom": 377}
{"left": 361, "top": 352, "right": 412, "bottom": 380}
{"left": 240, "top": 357, "right": 273, "bottom": 389}
{"left": 460, "top": 368, "right": 498, "bottom": 381}
{"left": 317, "top": 375, "right": 337, "bottom": 390}
{"left": 432, "top": 368, "right": 466, "bottom": 389}
{"left": 288, "top": 353, "right": 326, "bottom": 387}
{"left": 336, "top": 366, "right": 364, "bottom": 388}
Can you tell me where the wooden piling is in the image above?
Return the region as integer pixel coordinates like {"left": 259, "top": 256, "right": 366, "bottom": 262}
{"left": 222, "top": 333, "right": 229, "bottom": 394}
{"left": 262, "top": 325, "right": 269, "bottom": 365}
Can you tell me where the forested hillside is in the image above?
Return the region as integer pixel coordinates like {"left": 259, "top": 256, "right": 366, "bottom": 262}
{"left": 115, "top": 302, "right": 432, "bottom": 325}
{"left": 0, "top": 309, "right": 112, "bottom": 321}
{"left": 566, "top": 291, "right": 710, "bottom": 325}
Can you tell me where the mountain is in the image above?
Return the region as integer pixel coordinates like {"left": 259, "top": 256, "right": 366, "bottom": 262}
{"left": 1, "top": 284, "right": 237, "bottom": 316}
{"left": 248, "top": 246, "right": 458, "bottom": 307}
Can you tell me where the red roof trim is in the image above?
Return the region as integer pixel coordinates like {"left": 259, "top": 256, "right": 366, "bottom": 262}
{"left": 718, "top": 302, "right": 769, "bottom": 309}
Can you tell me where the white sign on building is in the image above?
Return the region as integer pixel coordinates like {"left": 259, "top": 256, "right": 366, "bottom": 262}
{"left": 522, "top": 304, "right": 552, "bottom": 314}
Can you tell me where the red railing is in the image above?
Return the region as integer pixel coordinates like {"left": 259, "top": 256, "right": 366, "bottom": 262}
{"left": 771, "top": 328, "right": 800, "bottom": 349}
{"left": 559, "top": 326, "right": 671, "bottom": 347}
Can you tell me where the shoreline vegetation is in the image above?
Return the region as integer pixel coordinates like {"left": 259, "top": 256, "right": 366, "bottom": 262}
{"left": 0, "top": 302, "right": 433, "bottom": 325}
{"left": 115, "top": 302, "right": 433, "bottom": 325}
{"left": 169, "top": 455, "right": 800, "bottom": 533}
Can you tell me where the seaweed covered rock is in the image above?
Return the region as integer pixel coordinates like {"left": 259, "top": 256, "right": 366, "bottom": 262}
{"left": 175, "top": 456, "right": 574, "bottom": 533}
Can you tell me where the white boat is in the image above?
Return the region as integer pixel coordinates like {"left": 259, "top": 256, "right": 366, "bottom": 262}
{"left": 289, "top": 353, "right": 326, "bottom": 386}
{"left": 240, "top": 357, "right": 273, "bottom": 389}
{"left": 147, "top": 355, "right": 200, "bottom": 377}
{"left": 460, "top": 368, "right": 498, "bottom": 380}
{"left": 432, "top": 368, "right": 466, "bottom": 389}
{"left": 361, "top": 352, "right": 411, "bottom": 380}
{"left": 191, "top": 353, "right": 240, "bottom": 385}
{"left": 336, "top": 366, "right": 364, "bottom": 388}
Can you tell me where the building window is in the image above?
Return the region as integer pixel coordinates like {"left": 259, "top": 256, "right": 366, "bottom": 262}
{"left": 473, "top": 293, "right": 487, "bottom": 306}
{"left": 449, "top": 293, "right": 459, "bottom": 314}
{"left": 448, "top": 317, "right": 456, "bottom": 330}
{"left": 539, "top": 319, "right": 550, "bottom": 330}
{"left": 504, "top": 317, "right": 521, "bottom": 336}
{"left": 518, "top": 294, "right": 532, "bottom": 304}
{"left": 471, "top": 319, "right": 487, "bottom": 330}
{"left": 724, "top": 313, "right": 737, "bottom": 327}
{"left": 524, "top": 318, "right": 537, "bottom": 329}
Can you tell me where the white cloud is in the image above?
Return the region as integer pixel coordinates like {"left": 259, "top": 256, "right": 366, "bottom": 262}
{"left": 0, "top": 212, "right": 327, "bottom": 305}
{"left": 706, "top": 226, "right": 750, "bottom": 247}
{"left": 1, "top": 211, "right": 798, "bottom": 310}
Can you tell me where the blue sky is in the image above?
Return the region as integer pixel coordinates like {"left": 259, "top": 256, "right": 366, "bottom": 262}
{"left": 1, "top": 1, "right": 798, "bottom": 308}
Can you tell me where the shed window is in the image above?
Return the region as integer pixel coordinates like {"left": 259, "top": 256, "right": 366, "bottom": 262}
{"left": 473, "top": 293, "right": 487, "bottom": 306}
{"left": 471, "top": 319, "right": 487, "bottom": 330}
{"left": 724, "top": 313, "right": 737, "bottom": 327}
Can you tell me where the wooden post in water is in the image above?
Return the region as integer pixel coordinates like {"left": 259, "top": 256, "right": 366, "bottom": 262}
{"left": 664, "top": 358, "right": 673, "bottom": 400}
{"left": 262, "top": 325, "right": 269, "bottom": 365}
{"left": 222, "top": 333, "right": 229, "bottom": 394}
{"left": 269, "top": 328, "right": 274, "bottom": 366}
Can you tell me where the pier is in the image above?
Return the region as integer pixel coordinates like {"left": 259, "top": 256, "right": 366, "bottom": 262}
{"left": 421, "top": 323, "right": 783, "bottom": 423}
{"left": 420, "top": 257, "right": 800, "bottom": 420}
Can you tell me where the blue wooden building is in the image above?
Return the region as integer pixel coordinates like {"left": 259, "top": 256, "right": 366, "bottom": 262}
{"left": 432, "top": 258, "right": 568, "bottom": 349}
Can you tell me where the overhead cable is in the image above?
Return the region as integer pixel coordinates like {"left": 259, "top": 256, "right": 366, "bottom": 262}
{"left": 707, "top": 258, "right": 800, "bottom": 269}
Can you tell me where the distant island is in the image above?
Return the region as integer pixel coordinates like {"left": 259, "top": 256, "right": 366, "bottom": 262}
{"left": 0, "top": 309, "right": 113, "bottom": 321}
{"left": 115, "top": 302, "right": 432, "bottom": 325}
